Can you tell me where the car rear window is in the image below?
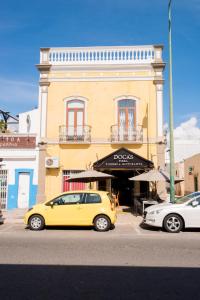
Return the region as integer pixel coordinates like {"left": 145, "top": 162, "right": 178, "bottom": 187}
{"left": 85, "top": 193, "right": 101, "bottom": 204}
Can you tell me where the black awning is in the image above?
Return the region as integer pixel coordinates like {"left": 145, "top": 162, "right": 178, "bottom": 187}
{"left": 93, "top": 148, "right": 154, "bottom": 170}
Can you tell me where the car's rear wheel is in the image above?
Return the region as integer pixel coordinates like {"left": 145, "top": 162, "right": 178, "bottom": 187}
{"left": 29, "top": 215, "right": 45, "bottom": 231}
{"left": 163, "top": 214, "right": 183, "bottom": 233}
{"left": 94, "top": 215, "right": 111, "bottom": 232}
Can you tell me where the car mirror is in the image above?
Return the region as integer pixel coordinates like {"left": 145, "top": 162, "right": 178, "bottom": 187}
{"left": 191, "top": 200, "right": 198, "bottom": 207}
{"left": 50, "top": 201, "right": 54, "bottom": 208}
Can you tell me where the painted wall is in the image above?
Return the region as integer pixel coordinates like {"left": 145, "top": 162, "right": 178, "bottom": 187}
{"left": 38, "top": 51, "right": 164, "bottom": 201}
{"left": 7, "top": 168, "right": 37, "bottom": 209}
{"left": 46, "top": 75, "right": 157, "bottom": 141}
{"left": 19, "top": 108, "right": 39, "bottom": 135}
{"left": 0, "top": 149, "right": 38, "bottom": 209}
{"left": 184, "top": 154, "right": 200, "bottom": 194}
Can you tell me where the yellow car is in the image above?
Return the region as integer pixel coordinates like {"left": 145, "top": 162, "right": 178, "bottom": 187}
{"left": 24, "top": 190, "right": 117, "bottom": 232}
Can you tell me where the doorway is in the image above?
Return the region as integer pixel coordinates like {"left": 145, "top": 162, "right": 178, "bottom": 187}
{"left": 109, "top": 170, "right": 135, "bottom": 206}
{"left": 17, "top": 172, "right": 30, "bottom": 208}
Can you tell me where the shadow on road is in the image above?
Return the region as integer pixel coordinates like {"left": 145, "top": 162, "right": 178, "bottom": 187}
{"left": 139, "top": 222, "right": 162, "bottom": 232}
{"left": 25, "top": 225, "right": 116, "bottom": 231}
{"left": 140, "top": 222, "right": 200, "bottom": 233}
{"left": 0, "top": 264, "right": 199, "bottom": 299}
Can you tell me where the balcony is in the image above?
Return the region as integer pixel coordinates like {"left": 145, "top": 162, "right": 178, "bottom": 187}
{"left": 111, "top": 125, "right": 143, "bottom": 143}
{"left": 39, "top": 45, "right": 164, "bottom": 66}
{"left": 59, "top": 125, "right": 91, "bottom": 143}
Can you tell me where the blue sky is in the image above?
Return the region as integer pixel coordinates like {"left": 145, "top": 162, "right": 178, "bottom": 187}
{"left": 0, "top": 0, "right": 199, "bottom": 127}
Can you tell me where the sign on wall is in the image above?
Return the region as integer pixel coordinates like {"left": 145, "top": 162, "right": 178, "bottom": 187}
{"left": 93, "top": 148, "right": 154, "bottom": 170}
{"left": 0, "top": 136, "right": 36, "bottom": 148}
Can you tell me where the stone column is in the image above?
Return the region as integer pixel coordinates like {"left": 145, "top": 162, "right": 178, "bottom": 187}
{"left": 154, "top": 80, "right": 166, "bottom": 199}
{"left": 36, "top": 142, "right": 47, "bottom": 203}
{"left": 152, "top": 49, "right": 167, "bottom": 200}
{"left": 152, "top": 45, "right": 165, "bottom": 144}
{"left": 38, "top": 82, "right": 50, "bottom": 139}
{"left": 154, "top": 81, "right": 164, "bottom": 142}
{"left": 36, "top": 50, "right": 51, "bottom": 203}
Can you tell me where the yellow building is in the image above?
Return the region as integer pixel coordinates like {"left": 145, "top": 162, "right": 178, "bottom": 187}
{"left": 36, "top": 45, "right": 165, "bottom": 206}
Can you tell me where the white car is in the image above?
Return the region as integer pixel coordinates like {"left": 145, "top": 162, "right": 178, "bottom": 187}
{"left": 144, "top": 192, "right": 200, "bottom": 233}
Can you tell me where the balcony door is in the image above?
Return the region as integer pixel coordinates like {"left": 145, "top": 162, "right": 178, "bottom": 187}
{"left": 66, "top": 100, "right": 84, "bottom": 139}
{"left": 118, "top": 99, "right": 136, "bottom": 140}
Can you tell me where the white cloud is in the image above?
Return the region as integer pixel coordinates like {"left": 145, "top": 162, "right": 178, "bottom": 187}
{"left": 174, "top": 117, "right": 200, "bottom": 140}
{"left": 166, "top": 117, "right": 200, "bottom": 162}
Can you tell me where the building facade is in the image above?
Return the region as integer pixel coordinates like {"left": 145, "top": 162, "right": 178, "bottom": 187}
{"left": 175, "top": 161, "right": 185, "bottom": 196}
{"left": 0, "top": 109, "right": 39, "bottom": 210}
{"left": 184, "top": 154, "right": 200, "bottom": 194}
{"left": 36, "top": 45, "right": 165, "bottom": 205}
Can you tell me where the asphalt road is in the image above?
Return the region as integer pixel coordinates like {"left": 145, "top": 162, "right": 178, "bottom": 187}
{"left": 0, "top": 222, "right": 200, "bottom": 300}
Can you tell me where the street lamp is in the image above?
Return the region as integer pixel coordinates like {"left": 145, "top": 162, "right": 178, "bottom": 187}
{"left": 168, "top": 0, "right": 175, "bottom": 203}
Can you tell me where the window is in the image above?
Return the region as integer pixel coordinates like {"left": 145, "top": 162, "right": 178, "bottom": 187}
{"left": 53, "top": 193, "right": 84, "bottom": 205}
{"left": 118, "top": 99, "right": 136, "bottom": 140}
{"left": 85, "top": 193, "right": 101, "bottom": 204}
{"left": 190, "top": 196, "right": 200, "bottom": 206}
{"left": 63, "top": 170, "right": 86, "bottom": 192}
{"left": 66, "top": 100, "right": 85, "bottom": 138}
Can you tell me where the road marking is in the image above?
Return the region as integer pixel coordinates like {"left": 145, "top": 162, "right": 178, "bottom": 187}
{"left": 134, "top": 226, "right": 142, "bottom": 235}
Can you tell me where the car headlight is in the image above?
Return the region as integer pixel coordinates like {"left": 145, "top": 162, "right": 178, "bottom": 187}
{"left": 148, "top": 209, "right": 163, "bottom": 215}
{"left": 27, "top": 207, "right": 33, "bottom": 212}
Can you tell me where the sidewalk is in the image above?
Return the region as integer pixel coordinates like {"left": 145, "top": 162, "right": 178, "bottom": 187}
{"left": 116, "top": 209, "right": 143, "bottom": 227}
{"left": 2, "top": 207, "right": 143, "bottom": 227}
{"left": 2, "top": 209, "right": 27, "bottom": 224}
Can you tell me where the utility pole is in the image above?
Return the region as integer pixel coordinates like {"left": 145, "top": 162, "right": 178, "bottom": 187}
{"left": 168, "top": 0, "right": 175, "bottom": 203}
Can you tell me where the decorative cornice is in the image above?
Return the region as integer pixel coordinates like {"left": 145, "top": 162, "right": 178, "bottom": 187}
{"left": 36, "top": 64, "right": 51, "bottom": 72}
{"left": 48, "top": 76, "right": 154, "bottom": 82}
{"left": 154, "top": 45, "right": 164, "bottom": 50}
{"left": 50, "top": 64, "right": 153, "bottom": 72}
{"left": 151, "top": 62, "right": 166, "bottom": 70}
{"left": 40, "top": 47, "right": 50, "bottom": 51}
{"left": 153, "top": 79, "right": 165, "bottom": 85}
{"left": 39, "top": 81, "right": 50, "bottom": 87}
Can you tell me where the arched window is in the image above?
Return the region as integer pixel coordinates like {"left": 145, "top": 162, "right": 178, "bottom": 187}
{"left": 118, "top": 99, "right": 136, "bottom": 140}
{"left": 118, "top": 99, "right": 136, "bottom": 128}
{"left": 66, "top": 100, "right": 85, "bottom": 139}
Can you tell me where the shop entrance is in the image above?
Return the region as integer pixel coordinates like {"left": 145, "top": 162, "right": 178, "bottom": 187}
{"left": 98, "top": 170, "right": 149, "bottom": 207}
{"left": 111, "top": 170, "right": 134, "bottom": 206}
{"left": 93, "top": 147, "right": 154, "bottom": 208}
{"left": 111, "top": 171, "right": 149, "bottom": 207}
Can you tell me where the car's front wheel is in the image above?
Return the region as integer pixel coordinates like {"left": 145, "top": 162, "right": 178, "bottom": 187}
{"left": 94, "top": 215, "right": 111, "bottom": 232}
{"left": 163, "top": 214, "right": 183, "bottom": 233}
{"left": 28, "top": 214, "right": 45, "bottom": 231}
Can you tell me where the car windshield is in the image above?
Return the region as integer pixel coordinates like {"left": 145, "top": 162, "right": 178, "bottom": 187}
{"left": 175, "top": 192, "right": 200, "bottom": 204}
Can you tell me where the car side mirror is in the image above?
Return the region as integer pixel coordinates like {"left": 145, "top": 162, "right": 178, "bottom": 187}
{"left": 191, "top": 200, "right": 198, "bottom": 207}
{"left": 50, "top": 201, "right": 54, "bottom": 208}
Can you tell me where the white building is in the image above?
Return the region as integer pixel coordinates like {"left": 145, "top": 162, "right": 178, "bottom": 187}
{"left": 0, "top": 109, "right": 39, "bottom": 210}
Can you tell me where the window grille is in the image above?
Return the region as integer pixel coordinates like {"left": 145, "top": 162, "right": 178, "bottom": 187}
{"left": 0, "top": 169, "right": 8, "bottom": 209}
{"left": 63, "top": 170, "right": 86, "bottom": 192}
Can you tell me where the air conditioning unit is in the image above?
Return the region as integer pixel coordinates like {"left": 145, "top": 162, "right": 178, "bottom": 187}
{"left": 45, "top": 157, "right": 59, "bottom": 168}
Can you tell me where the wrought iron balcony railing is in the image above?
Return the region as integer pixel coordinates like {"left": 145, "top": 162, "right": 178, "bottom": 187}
{"left": 111, "top": 125, "right": 143, "bottom": 143}
{"left": 59, "top": 125, "right": 91, "bottom": 143}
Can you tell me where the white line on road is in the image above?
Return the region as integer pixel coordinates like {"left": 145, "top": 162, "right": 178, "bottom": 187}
{"left": 134, "top": 226, "right": 142, "bottom": 235}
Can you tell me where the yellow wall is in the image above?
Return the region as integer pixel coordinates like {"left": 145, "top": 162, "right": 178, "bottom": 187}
{"left": 45, "top": 143, "right": 158, "bottom": 199}
{"left": 47, "top": 76, "right": 157, "bottom": 141}
{"left": 44, "top": 69, "right": 160, "bottom": 199}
